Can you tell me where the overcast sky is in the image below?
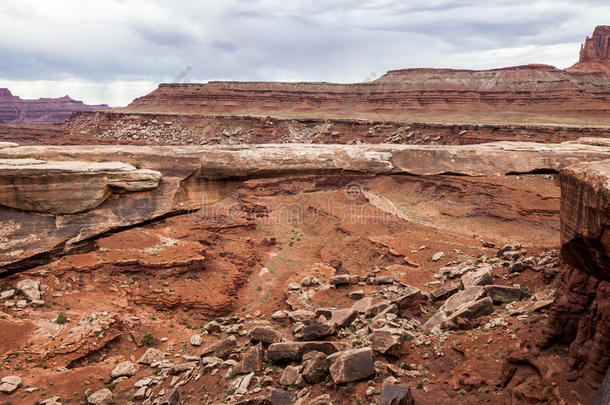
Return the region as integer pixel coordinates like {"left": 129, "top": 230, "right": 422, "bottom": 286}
{"left": 1, "top": 0, "right": 608, "bottom": 106}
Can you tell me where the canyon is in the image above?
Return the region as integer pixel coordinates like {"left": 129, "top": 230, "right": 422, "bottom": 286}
{"left": 0, "top": 25, "right": 609, "bottom": 405}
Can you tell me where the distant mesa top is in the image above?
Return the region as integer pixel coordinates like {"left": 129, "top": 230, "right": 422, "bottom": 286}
{"left": 0, "top": 88, "right": 108, "bottom": 125}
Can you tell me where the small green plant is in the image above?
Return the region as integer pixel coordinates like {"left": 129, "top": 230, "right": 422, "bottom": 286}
{"left": 225, "top": 388, "right": 236, "bottom": 397}
{"left": 416, "top": 382, "right": 424, "bottom": 389}
{"left": 445, "top": 310, "right": 453, "bottom": 316}
{"left": 141, "top": 332, "right": 155, "bottom": 346}
{"left": 262, "top": 362, "right": 279, "bottom": 371}
{"left": 344, "top": 383, "right": 355, "bottom": 393}
{"left": 550, "top": 343, "right": 567, "bottom": 355}
{"left": 56, "top": 313, "right": 68, "bottom": 325}
{"left": 226, "top": 369, "right": 238, "bottom": 380}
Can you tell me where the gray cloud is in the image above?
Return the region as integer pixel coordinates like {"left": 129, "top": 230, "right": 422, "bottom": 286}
{"left": 0, "top": 0, "right": 608, "bottom": 105}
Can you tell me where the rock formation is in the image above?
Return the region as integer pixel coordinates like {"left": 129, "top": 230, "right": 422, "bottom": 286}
{"left": 568, "top": 25, "right": 610, "bottom": 76}
{"left": 0, "top": 139, "right": 608, "bottom": 272}
{"left": 0, "top": 88, "right": 108, "bottom": 124}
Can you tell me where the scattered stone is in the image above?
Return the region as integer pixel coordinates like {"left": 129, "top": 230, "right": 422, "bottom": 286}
{"left": 190, "top": 334, "right": 203, "bottom": 346}
{"left": 235, "top": 343, "right": 263, "bottom": 373}
{"left": 376, "top": 275, "right": 395, "bottom": 285}
{"left": 158, "top": 388, "right": 180, "bottom": 405}
{"left": 110, "top": 361, "right": 137, "bottom": 378}
{"left": 485, "top": 285, "right": 523, "bottom": 304}
{"left": 169, "top": 361, "right": 197, "bottom": 375}
{"left": 370, "top": 328, "right": 403, "bottom": 356}
{"left": 351, "top": 297, "right": 374, "bottom": 314}
{"left": 302, "top": 351, "right": 330, "bottom": 384}
{"left": 205, "top": 320, "right": 222, "bottom": 333}
{"left": 87, "top": 388, "right": 114, "bottom": 405}
{"left": 0, "top": 376, "right": 22, "bottom": 393}
{"left": 266, "top": 341, "right": 347, "bottom": 362}
{"left": 329, "top": 308, "right": 358, "bottom": 329}
{"left": 348, "top": 290, "right": 364, "bottom": 300}
{"left": 393, "top": 287, "right": 422, "bottom": 309}
{"left": 329, "top": 347, "right": 375, "bottom": 384}
{"left": 250, "top": 326, "right": 283, "bottom": 345}
{"left": 279, "top": 365, "right": 301, "bottom": 386}
{"left": 16, "top": 279, "right": 40, "bottom": 300}
{"left": 137, "top": 348, "right": 165, "bottom": 365}
{"left": 302, "top": 323, "right": 334, "bottom": 341}
{"left": 270, "top": 310, "right": 287, "bottom": 321}
{"left": 379, "top": 384, "right": 414, "bottom": 405}
{"left": 431, "top": 252, "right": 445, "bottom": 262}
{"left": 430, "top": 282, "right": 460, "bottom": 301}
{"left": 288, "top": 282, "right": 301, "bottom": 291}
{"left": 0, "top": 289, "right": 14, "bottom": 300}
{"left": 330, "top": 274, "right": 352, "bottom": 286}
{"left": 287, "top": 310, "right": 316, "bottom": 323}
{"left": 269, "top": 388, "right": 292, "bottom": 405}
{"left": 461, "top": 266, "right": 493, "bottom": 287}
{"left": 200, "top": 336, "right": 237, "bottom": 359}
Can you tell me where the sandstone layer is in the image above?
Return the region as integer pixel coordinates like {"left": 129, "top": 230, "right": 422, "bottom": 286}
{"left": 569, "top": 25, "right": 610, "bottom": 76}
{"left": 0, "top": 88, "right": 108, "bottom": 124}
{"left": 560, "top": 159, "right": 610, "bottom": 281}
{"left": 0, "top": 140, "right": 609, "bottom": 272}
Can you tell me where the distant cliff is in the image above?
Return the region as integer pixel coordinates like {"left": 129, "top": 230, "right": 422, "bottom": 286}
{"left": 568, "top": 25, "right": 610, "bottom": 76}
{"left": 0, "top": 88, "right": 108, "bottom": 124}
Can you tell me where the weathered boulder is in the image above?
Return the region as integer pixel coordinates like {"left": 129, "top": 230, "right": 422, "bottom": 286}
{"left": 279, "top": 365, "right": 302, "bottom": 386}
{"left": 461, "top": 266, "right": 493, "bottom": 287}
{"left": 302, "top": 323, "right": 334, "bottom": 341}
{"left": 200, "top": 336, "right": 237, "bottom": 359}
{"left": 393, "top": 286, "right": 422, "bottom": 309}
{"left": 370, "top": 328, "right": 404, "bottom": 356}
{"left": 16, "top": 279, "right": 40, "bottom": 301}
{"left": 87, "top": 388, "right": 114, "bottom": 405}
{"left": 423, "top": 286, "right": 488, "bottom": 331}
{"left": 379, "top": 384, "right": 414, "bottom": 405}
{"left": 484, "top": 285, "right": 523, "bottom": 304}
{"left": 302, "top": 351, "right": 330, "bottom": 384}
{"left": 287, "top": 310, "right": 316, "bottom": 323}
{"left": 110, "top": 361, "right": 137, "bottom": 378}
{"left": 0, "top": 376, "right": 21, "bottom": 394}
{"left": 351, "top": 297, "right": 374, "bottom": 314}
{"left": 235, "top": 343, "right": 263, "bottom": 374}
{"left": 137, "top": 348, "right": 165, "bottom": 365}
{"left": 269, "top": 388, "right": 292, "bottom": 405}
{"left": 266, "top": 341, "right": 347, "bottom": 362}
{"left": 329, "top": 347, "right": 375, "bottom": 384}
{"left": 329, "top": 308, "right": 358, "bottom": 329}
{"left": 250, "top": 326, "right": 283, "bottom": 345}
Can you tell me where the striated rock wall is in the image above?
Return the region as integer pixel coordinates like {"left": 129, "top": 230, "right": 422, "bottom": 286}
{"left": 0, "top": 140, "right": 609, "bottom": 272}
{"left": 568, "top": 25, "right": 610, "bottom": 76}
{"left": 121, "top": 65, "right": 610, "bottom": 120}
{"left": 0, "top": 88, "right": 109, "bottom": 124}
{"left": 64, "top": 111, "right": 610, "bottom": 146}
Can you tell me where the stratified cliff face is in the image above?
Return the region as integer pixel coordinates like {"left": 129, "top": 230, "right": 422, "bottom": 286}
{"left": 122, "top": 64, "right": 610, "bottom": 121}
{"left": 568, "top": 25, "right": 610, "bottom": 76}
{"left": 0, "top": 88, "right": 109, "bottom": 124}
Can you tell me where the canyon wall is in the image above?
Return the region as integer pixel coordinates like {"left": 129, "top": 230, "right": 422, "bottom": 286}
{"left": 0, "top": 88, "right": 109, "bottom": 124}
{"left": 568, "top": 25, "right": 610, "bottom": 76}
{"left": 1, "top": 140, "right": 609, "bottom": 272}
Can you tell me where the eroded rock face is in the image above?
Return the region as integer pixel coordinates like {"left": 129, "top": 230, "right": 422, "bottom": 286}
{"left": 559, "top": 159, "right": 610, "bottom": 281}
{"left": 1, "top": 141, "right": 609, "bottom": 272}
{"left": 0, "top": 160, "right": 161, "bottom": 214}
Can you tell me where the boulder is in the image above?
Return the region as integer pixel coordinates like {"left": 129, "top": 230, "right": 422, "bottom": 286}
{"left": 158, "top": 388, "right": 180, "bottom": 405}
{"left": 0, "top": 376, "right": 21, "bottom": 394}
{"left": 16, "top": 279, "right": 40, "bottom": 301}
{"left": 169, "top": 362, "right": 198, "bottom": 375}
{"left": 137, "top": 348, "right": 165, "bottom": 365}
{"left": 442, "top": 297, "right": 494, "bottom": 329}
{"left": 287, "top": 310, "right": 316, "bottom": 323}
{"left": 301, "top": 351, "right": 330, "bottom": 384}
{"left": 302, "top": 323, "right": 334, "bottom": 341}
{"left": 200, "top": 336, "right": 237, "bottom": 359}
{"left": 379, "top": 384, "right": 414, "bottom": 405}
{"left": 365, "top": 300, "right": 391, "bottom": 318}
{"left": 250, "top": 326, "right": 283, "bottom": 344}
{"left": 190, "top": 334, "right": 202, "bottom": 346}
{"left": 279, "top": 365, "right": 301, "bottom": 386}
{"left": 266, "top": 341, "right": 347, "bottom": 362}
{"left": 87, "top": 388, "right": 114, "bottom": 405}
{"left": 329, "top": 347, "right": 375, "bottom": 384}
{"left": 235, "top": 343, "right": 263, "bottom": 374}
{"left": 110, "top": 361, "right": 137, "bottom": 378}
{"left": 430, "top": 282, "right": 460, "bottom": 301}
{"left": 370, "top": 328, "right": 403, "bottom": 356}
{"left": 270, "top": 311, "right": 287, "bottom": 321}
{"left": 329, "top": 308, "right": 358, "bottom": 329}
{"left": 484, "top": 285, "right": 523, "bottom": 304}
{"left": 269, "top": 388, "right": 292, "bottom": 405}
{"left": 330, "top": 275, "right": 351, "bottom": 286}
{"left": 461, "top": 266, "right": 493, "bottom": 287}
{"left": 351, "top": 297, "right": 374, "bottom": 314}
{"left": 393, "top": 286, "right": 422, "bottom": 309}
{"left": 423, "top": 286, "right": 488, "bottom": 331}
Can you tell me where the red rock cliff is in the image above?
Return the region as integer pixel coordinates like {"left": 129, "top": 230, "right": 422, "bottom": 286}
{"left": 0, "top": 88, "right": 109, "bottom": 124}
{"left": 568, "top": 25, "right": 610, "bottom": 76}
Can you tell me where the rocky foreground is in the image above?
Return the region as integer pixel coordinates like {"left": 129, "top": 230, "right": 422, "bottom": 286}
{"left": 0, "top": 137, "right": 608, "bottom": 404}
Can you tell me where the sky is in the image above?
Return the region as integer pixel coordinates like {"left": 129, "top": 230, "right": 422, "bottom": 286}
{"left": 1, "top": 0, "right": 608, "bottom": 106}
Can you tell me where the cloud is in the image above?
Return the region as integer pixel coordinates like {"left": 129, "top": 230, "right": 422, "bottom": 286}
{"left": 0, "top": 0, "right": 607, "bottom": 105}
